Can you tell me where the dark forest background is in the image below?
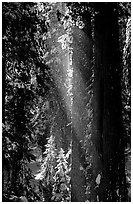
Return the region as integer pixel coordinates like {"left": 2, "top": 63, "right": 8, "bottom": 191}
{"left": 2, "top": 2, "right": 131, "bottom": 202}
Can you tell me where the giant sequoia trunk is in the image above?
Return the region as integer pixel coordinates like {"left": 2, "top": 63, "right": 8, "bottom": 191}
{"left": 94, "top": 3, "right": 128, "bottom": 201}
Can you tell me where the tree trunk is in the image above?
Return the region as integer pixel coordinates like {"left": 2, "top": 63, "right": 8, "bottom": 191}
{"left": 94, "top": 3, "right": 128, "bottom": 201}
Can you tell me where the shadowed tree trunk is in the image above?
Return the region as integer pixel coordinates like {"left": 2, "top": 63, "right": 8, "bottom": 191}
{"left": 94, "top": 3, "right": 128, "bottom": 201}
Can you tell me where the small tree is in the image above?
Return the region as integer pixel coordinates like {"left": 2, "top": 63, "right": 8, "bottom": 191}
{"left": 52, "top": 148, "right": 71, "bottom": 202}
{"left": 35, "top": 133, "right": 57, "bottom": 201}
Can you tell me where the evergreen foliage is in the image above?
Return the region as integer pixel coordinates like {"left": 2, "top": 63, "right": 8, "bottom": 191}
{"left": 52, "top": 148, "right": 71, "bottom": 201}
{"left": 35, "top": 134, "right": 57, "bottom": 201}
